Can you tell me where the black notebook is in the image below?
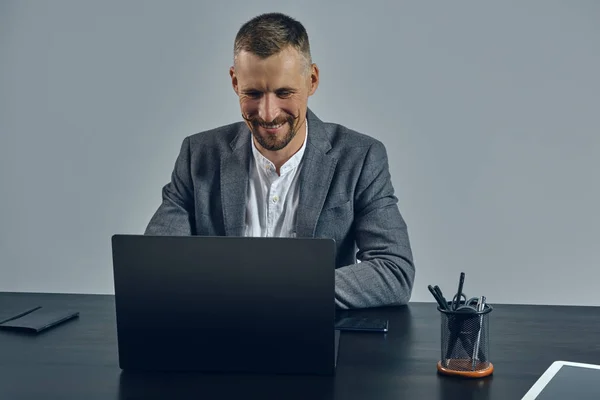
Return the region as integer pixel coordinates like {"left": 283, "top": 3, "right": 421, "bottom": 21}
{"left": 0, "top": 307, "right": 79, "bottom": 333}
{"left": 0, "top": 305, "right": 41, "bottom": 324}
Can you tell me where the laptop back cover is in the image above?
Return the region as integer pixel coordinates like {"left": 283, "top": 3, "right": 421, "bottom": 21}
{"left": 112, "top": 235, "right": 336, "bottom": 375}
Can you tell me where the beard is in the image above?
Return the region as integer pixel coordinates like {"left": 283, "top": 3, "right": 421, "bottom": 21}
{"left": 243, "top": 112, "right": 300, "bottom": 151}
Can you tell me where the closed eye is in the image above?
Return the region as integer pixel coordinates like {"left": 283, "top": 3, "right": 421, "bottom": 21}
{"left": 276, "top": 89, "right": 294, "bottom": 98}
{"left": 243, "top": 91, "right": 262, "bottom": 99}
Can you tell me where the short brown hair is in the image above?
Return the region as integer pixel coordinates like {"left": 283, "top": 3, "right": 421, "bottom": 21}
{"left": 233, "top": 13, "right": 312, "bottom": 69}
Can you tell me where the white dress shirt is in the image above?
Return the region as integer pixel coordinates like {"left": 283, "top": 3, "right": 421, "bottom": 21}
{"left": 244, "top": 124, "right": 308, "bottom": 238}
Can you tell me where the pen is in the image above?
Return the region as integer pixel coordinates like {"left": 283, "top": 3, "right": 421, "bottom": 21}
{"left": 428, "top": 285, "right": 447, "bottom": 310}
{"left": 434, "top": 286, "right": 450, "bottom": 310}
{"left": 453, "top": 272, "right": 465, "bottom": 311}
{"left": 471, "top": 295, "right": 486, "bottom": 370}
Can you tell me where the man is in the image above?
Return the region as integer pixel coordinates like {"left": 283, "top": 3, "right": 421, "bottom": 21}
{"left": 145, "top": 12, "right": 415, "bottom": 309}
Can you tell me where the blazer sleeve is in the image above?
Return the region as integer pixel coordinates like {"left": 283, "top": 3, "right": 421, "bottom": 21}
{"left": 144, "top": 137, "right": 196, "bottom": 235}
{"left": 334, "top": 141, "right": 415, "bottom": 309}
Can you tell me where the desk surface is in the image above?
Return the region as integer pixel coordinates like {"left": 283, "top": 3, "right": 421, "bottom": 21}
{"left": 1, "top": 292, "right": 600, "bottom": 400}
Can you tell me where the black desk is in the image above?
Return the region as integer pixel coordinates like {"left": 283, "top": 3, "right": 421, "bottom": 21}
{"left": 1, "top": 292, "right": 599, "bottom": 399}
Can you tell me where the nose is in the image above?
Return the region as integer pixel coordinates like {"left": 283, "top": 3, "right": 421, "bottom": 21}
{"left": 257, "top": 93, "right": 279, "bottom": 122}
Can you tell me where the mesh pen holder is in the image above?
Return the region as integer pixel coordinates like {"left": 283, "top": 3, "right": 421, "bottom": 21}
{"left": 437, "top": 301, "right": 494, "bottom": 378}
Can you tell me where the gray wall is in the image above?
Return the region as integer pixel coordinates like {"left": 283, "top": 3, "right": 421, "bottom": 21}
{"left": 1, "top": 0, "right": 599, "bottom": 306}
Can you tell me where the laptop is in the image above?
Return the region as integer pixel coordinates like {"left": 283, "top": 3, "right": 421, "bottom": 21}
{"left": 111, "top": 234, "right": 340, "bottom": 375}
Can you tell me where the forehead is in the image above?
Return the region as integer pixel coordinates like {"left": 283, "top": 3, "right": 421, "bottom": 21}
{"left": 234, "top": 47, "right": 306, "bottom": 89}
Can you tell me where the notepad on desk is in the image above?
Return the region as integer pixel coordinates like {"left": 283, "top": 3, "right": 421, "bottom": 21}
{"left": 0, "top": 305, "right": 41, "bottom": 324}
{"left": 0, "top": 306, "right": 79, "bottom": 333}
{"left": 521, "top": 361, "right": 600, "bottom": 400}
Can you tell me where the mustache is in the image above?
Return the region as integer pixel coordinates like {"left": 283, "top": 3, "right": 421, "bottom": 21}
{"left": 242, "top": 112, "right": 299, "bottom": 127}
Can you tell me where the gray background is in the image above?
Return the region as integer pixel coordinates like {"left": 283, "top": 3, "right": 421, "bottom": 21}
{"left": 1, "top": 0, "right": 599, "bottom": 306}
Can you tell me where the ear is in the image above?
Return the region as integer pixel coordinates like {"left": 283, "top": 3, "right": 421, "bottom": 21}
{"left": 308, "top": 63, "right": 319, "bottom": 96}
{"left": 229, "top": 66, "right": 239, "bottom": 95}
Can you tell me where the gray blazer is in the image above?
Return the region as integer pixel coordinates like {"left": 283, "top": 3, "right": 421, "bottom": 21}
{"left": 145, "top": 109, "right": 415, "bottom": 309}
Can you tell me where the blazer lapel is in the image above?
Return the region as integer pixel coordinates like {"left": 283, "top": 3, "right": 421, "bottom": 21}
{"left": 295, "top": 109, "right": 338, "bottom": 238}
{"left": 221, "top": 127, "right": 250, "bottom": 236}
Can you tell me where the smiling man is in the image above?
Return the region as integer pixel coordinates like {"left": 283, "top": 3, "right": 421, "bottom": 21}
{"left": 145, "top": 12, "right": 415, "bottom": 309}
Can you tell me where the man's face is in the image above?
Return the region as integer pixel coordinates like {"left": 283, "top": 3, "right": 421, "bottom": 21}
{"left": 230, "top": 46, "right": 319, "bottom": 152}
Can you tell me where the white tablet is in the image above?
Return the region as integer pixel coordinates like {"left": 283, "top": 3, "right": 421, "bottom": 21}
{"left": 521, "top": 361, "right": 600, "bottom": 400}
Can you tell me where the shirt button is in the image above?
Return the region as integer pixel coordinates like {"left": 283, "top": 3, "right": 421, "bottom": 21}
{"left": 272, "top": 195, "right": 279, "bottom": 203}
